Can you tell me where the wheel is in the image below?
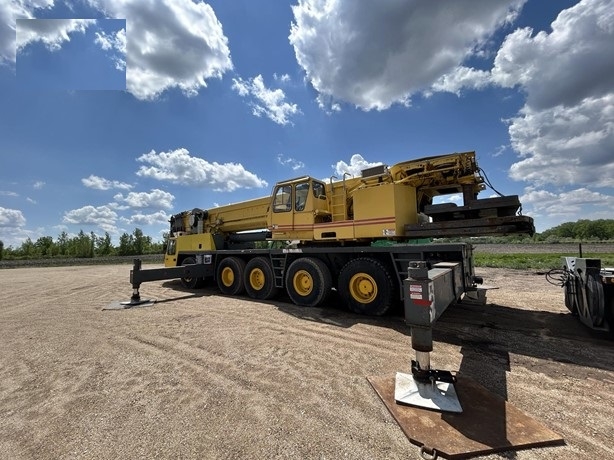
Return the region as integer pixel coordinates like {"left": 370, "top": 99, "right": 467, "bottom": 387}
{"left": 180, "top": 257, "right": 205, "bottom": 289}
{"left": 244, "top": 257, "right": 279, "bottom": 300}
{"left": 216, "top": 257, "right": 246, "bottom": 296}
{"left": 338, "top": 258, "right": 395, "bottom": 316}
{"left": 285, "top": 257, "right": 332, "bottom": 307}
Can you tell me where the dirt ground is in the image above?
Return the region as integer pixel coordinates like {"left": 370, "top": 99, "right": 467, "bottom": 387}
{"left": 0, "top": 264, "right": 613, "bottom": 460}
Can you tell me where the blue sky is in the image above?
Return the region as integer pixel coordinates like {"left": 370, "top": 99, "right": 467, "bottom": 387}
{"left": 17, "top": 18, "right": 125, "bottom": 90}
{"left": 0, "top": 0, "right": 613, "bottom": 247}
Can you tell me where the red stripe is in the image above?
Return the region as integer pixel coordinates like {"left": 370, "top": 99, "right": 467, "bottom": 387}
{"left": 272, "top": 216, "right": 397, "bottom": 231}
{"left": 412, "top": 299, "right": 432, "bottom": 307}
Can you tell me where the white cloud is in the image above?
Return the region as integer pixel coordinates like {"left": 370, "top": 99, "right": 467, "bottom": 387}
{"left": 232, "top": 75, "right": 301, "bottom": 125}
{"left": 289, "top": 0, "right": 525, "bottom": 111}
{"left": 0, "top": 206, "right": 26, "bottom": 227}
{"left": 0, "top": 190, "right": 19, "bottom": 197}
{"left": 429, "top": 0, "right": 614, "bottom": 191}
{"left": 113, "top": 189, "right": 174, "bottom": 210}
{"left": 433, "top": 194, "right": 463, "bottom": 205}
{"left": 491, "top": 1, "right": 614, "bottom": 109}
{"left": 126, "top": 210, "right": 169, "bottom": 226}
{"left": 82, "top": 174, "right": 133, "bottom": 191}
{"left": 429, "top": 66, "right": 492, "bottom": 96}
{"left": 274, "top": 73, "right": 291, "bottom": 83}
{"left": 94, "top": 27, "right": 125, "bottom": 71}
{"left": 33, "top": 181, "right": 45, "bottom": 189}
{"left": 333, "top": 154, "right": 383, "bottom": 178}
{"left": 63, "top": 205, "right": 118, "bottom": 227}
{"left": 507, "top": 95, "right": 614, "bottom": 187}
{"left": 86, "top": 0, "right": 232, "bottom": 100}
{"left": 16, "top": 18, "right": 96, "bottom": 52}
{"left": 26, "top": 197, "right": 37, "bottom": 204}
{"left": 501, "top": 0, "right": 614, "bottom": 190}
{"left": 521, "top": 187, "right": 613, "bottom": 221}
{"left": 0, "top": 0, "right": 54, "bottom": 64}
{"left": 277, "top": 153, "right": 304, "bottom": 171}
{"left": 136, "top": 148, "right": 268, "bottom": 192}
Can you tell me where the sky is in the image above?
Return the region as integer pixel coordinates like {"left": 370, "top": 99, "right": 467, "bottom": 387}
{"left": 0, "top": 0, "right": 613, "bottom": 247}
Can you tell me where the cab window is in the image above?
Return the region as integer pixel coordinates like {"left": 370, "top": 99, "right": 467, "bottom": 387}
{"left": 295, "top": 182, "right": 310, "bottom": 211}
{"left": 313, "top": 181, "right": 326, "bottom": 199}
{"left": 166, "top": 238, "right": 176, "bottom": 255}
{"left": 273, "top": 185, "right": 292, "bottom": 212}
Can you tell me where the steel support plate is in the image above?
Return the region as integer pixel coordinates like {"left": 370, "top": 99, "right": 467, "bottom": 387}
{"left": 394, "top": 372, "right": 462, "bottom": 413}
{"left": 103, "top": 299, "right": 156, "bottom": 310}
{"left": 367, "top": 374, "right": 564, "bottom": 459}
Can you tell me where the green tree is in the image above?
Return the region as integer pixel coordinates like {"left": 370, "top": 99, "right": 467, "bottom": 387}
{"left": 70, "top": 230, "right": 94, "bottom": 258}
{"left": 118, "top": 232, "right": 134, "bottom": 256}
{"left": 35, "top": 236, "right": 55, "bottom": 257}
{"left": 0, "top": 240, "right": 3, "bottom": 260}
{"left": 20, "top": 238, "right": 35, "bottom": 258}
{"left": 97, "top": 232, "right": 113, "bottom": 256}
{"left": 133, "top": 228, "right": 145, "bottom": 255}
{"left": 57, "top": 231, "right": 69, "bottom": 256}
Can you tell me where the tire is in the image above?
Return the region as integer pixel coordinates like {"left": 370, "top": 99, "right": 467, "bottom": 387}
{"left": 180, "top": 257, "right": 205, "bottom": 289}
{"left": 216, "top": 257, "right": 246, "bottom": 296}
{"left": 338, "top": 258, "right": 395, "bottom": 316}
{"left": 285, "top": 257, "right": 332, "bottom": 307}
{"left": 244, "top": 257, "right": 279, "bottom": 300}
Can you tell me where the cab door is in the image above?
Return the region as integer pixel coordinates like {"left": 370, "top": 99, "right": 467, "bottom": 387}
{"left": 269, "top": 183, "right": 294, "bottom": 240}
{"left": 269, "top": 180, "right": 318, "bottom": 241}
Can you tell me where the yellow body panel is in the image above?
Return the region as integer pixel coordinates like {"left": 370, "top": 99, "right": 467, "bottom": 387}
{"left": 352, "top": 183, "right": 417, "bottom": 238}
{"left": 205, "top": 197, "right": 270, "bottom": 234}
{"left": 165, "top": 233, "right": 216, "bottom": 267}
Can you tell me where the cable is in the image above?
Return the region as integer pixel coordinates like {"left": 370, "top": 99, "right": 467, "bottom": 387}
{"left": 478, "top": 167, "right": 504, "bottom": 197}
{"left": 545, "top": 268, "right": 566, "bottom": 287}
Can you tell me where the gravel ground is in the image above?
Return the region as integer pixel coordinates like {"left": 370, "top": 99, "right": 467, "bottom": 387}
{"left": 0, "top": 264, "right": 613, "bottom": 460}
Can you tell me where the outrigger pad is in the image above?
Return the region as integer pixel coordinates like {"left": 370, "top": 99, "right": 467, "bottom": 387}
{"left": 395, "top": 372, "right": 462, "bottom": 413}
{"left": 367, "top": 374, "right": 564, "bottom": 459}
{"left": 103, "top": 299, "right": 156, "bottom": 310}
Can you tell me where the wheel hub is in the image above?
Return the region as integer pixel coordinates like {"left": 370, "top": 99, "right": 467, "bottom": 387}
{"left": 221, "top": 267, "right": 234, "bottom": 287}
{"left": 350, "top": 273, "right": 377, "bottom": 303}
{"left": 293, "top": 270, "right": 313, "bottom": 296}
{"left": 250, "top": 268, "right": 265, "bottom": 290}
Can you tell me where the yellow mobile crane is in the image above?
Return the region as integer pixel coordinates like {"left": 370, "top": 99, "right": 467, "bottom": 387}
{"left": 128, "top": 151, "right": 534, "bottom": 316}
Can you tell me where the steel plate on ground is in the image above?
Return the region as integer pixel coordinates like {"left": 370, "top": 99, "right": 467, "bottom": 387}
{"left": 103, "top": 299, "right": 156, "bottom": 310}
{"left": 367, "top": 374, "right": 564, "bottom": 459}
{"left": 394, "top": 372, "right": 462, "bottom": 413}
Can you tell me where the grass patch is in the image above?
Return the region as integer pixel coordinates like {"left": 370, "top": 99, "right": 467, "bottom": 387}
{"left": 474, "top": 252, "right": 614, "bottom": 270}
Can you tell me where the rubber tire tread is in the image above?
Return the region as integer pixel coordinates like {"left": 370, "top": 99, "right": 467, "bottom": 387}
{"left": 285, "top": 257, "right": 332, "bottom": 308}
{"left": 338, "top": 257, "right": 395, "bottom": 316}
{"left": 180, "top": 257, "right": 205, "bottom": 289}
{"left": 216, "top": 257, "right": 246, "bottom": 296}
{"left": 244, "top": 257, "right": 279, "bottom": 300}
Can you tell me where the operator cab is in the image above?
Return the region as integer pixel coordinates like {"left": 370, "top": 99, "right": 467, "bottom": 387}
{"left": 269, "top": 177, "right": 329, "bottom": 241}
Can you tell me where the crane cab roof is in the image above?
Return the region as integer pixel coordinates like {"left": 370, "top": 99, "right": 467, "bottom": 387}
{"left": 275, "top": 175, "right": 321, "bottom": 186}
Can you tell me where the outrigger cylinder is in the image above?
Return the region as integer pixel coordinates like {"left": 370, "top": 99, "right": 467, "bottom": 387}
{"left": 395, "top": 261, "right": 468, "bottom": 413}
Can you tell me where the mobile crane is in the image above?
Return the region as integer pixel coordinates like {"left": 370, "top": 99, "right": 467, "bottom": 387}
{"left": 122, "top": 152, "right": 550, "bottom": 454}
{"left": 128, "top": 151, "right": 534, "bottom": 316}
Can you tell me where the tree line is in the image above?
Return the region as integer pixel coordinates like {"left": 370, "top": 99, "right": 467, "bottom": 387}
{"left": 0, "top": 228, "right": 165, "bottom": 260}
{"left": 538, "top": 219, "right": 614, "bottom": 242}
{"left": 435, "top": 219, "right": 614, "bottom": 244}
